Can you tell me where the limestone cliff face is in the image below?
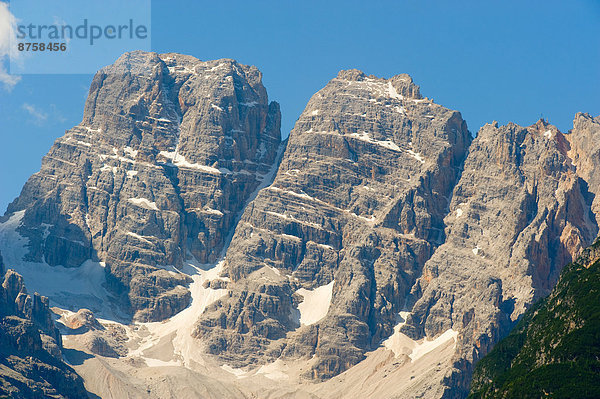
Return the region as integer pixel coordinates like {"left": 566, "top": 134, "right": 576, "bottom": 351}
{"left": 2, "top": 50, "right": 599, "bottom": 398}
{"left": 405, "top": 119, "right": 598, "bottom": 397}
{"left": 5, "top": 51, "right": 281, "bottom": 321}
{"left": 194, "top": 69, "right": 472, "bottom": 378}
{"left": 567, "top": 113, "right": 600, "bottom": 228}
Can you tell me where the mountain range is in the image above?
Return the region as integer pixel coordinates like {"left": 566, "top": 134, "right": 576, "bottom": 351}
{"left": 0, "top": 51, "right": 598, "bottom": 398}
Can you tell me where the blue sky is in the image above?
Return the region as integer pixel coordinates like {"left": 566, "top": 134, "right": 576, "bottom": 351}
{"left": 1, "top": 0, "right": 599, "bottom": 214}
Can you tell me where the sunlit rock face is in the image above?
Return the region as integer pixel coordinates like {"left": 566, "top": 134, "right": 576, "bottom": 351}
{"left": 194, "top": 69, "right": 472, "bottom": 381}
{"left": 407, "top": 119, "right": 597, "bottom": 396}
{"left": 3, "top": 49, "right": 599, "bottom": 398}
{"left": 4, "top": 51, "right": 281, "bottom": 322}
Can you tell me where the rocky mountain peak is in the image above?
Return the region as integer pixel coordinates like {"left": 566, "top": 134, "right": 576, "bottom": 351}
{"left": 404, "top": 115, "right": 597, "bottom": 396}
{"left": 1, "top": 50, "right": 599, "bottom": 398}
{"left": 2, "top": 51, "right": 282, "bottom": 322}
{"left": 335, "top": 68, "right": 367, "bottom": 81}
{"left": 335, "top": 69, "right": 422, "bottom": 99}
{"left": 194, "top": 69, "right": 471, "bottom": 382}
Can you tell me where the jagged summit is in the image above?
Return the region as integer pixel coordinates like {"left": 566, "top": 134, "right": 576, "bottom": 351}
{"left": 3, "top": 51, "right": 282, "bottom": 322}
{"left": 566, "top": 112, "right": 600, "bottom": 228}
{"left": 335, "top": 68, "right": 423, "bottom": 99}
{"left": 194, "top": 57, "right": 472, "bottom": 386}
{"left": 98, "top": 51, "right": 264, "bottom": 80}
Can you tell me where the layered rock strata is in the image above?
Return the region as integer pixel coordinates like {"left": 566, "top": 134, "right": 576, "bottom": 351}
{"left": 4, "top": 51, "right": 281, "bottom": 321}
{"left": 194, "top": 69, "right": 472, "bottom": 379}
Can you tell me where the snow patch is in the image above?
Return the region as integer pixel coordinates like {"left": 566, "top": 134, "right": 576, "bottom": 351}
{"left": 387, "top": 81, "right": 403, "bottom": 99}
{"left": 295, "top": 280, "right": 334, "bottom": 326}
{"left": 159, "top": 151, "right": 223, "bottom": 174}
{"left": 221, "top": 364, "right": 247, "bottom": 378}
{"left": 349, "top": 132, "right": 402, "bottom": 152}
{"left": 128, "top": 260, "right": 228, "bottom": 368}
{"left": 383, "top": 311, "right": 412, "bottom": 355}
{"left": 410, "top": 329, "right": 458, "bottom": 361}
{"left": 268, "top": 186, "right": 320, "bottom": 203}
{"left": 407, "top": 149, "right": 425, "bottom": 163}
{"left": 455, "top": 208, "right": 463, "bottom": 218}
{"left": 128, "top": 198, "right": 159, "bottom": 211}
{"left": 384, "top": 311, "right": 458, "bottom": 362}
{"left": 126, "top": 232, "right": 153, "bottom": 245}
{"left": 313, "top": 242, "right": 334, "bottom": 250}
{"left": 167, "top": 65, "right": 194, "bottom": 74}
{"left": 256, "top": 142, "right": 267, "bottom": 158}
{"left": 203, "top": 208, "right": 224, "bottom": 216}
{"left": 0, "top": 211, "right": 123, "bottom": 319}
{"left": 82, "top": 126, "right": 101, "bottom": 134}
{"left": 255, "top": 359, "right": 289, "bottom": 381}
{"left": 100, "top": 164, "right": 118, "bottom": 174}
{"left": 124, "top": 146, "right": 138, "bottom": 158}
{"left": 280, "top": 233, "right": 301, "bottom": 241}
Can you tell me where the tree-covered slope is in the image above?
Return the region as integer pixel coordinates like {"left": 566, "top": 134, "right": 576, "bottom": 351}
{"left": 468, "top": 240, "right": 600, "bottom": 398}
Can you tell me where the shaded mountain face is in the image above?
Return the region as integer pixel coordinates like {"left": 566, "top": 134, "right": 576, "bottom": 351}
{"left": 0, "top": 251, "right": 87, "bottom": 398}
{"left": 193, "top": 69, "right": 472, "bottom": 376}
{"left": 468, "top": 240, "right": 600, "bottom": 399}
{"left": 4, "top": 51, "right": 281, "bottom": 321}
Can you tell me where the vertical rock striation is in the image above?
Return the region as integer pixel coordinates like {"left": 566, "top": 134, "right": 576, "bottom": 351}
{"left": 566, "top": 113, "right": 600, "bottom": 228}
{"left": 406, "top": 119, "right": 598, "bottom": 397}
{"left": 1, "top": 50, "right": 598, "bottom": 398}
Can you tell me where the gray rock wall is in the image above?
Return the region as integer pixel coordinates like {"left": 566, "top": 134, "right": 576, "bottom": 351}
{"left": 194, "top": 69, "right": 472, "bottom": 379}
{"left": 5, "top": 51, "right": 281, "bottom": 321}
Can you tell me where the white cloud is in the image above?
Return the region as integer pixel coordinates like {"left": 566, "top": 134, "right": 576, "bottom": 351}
{"left": 0, "top": 1, "right": 21, "bottom": 90}
{"left": 22, "top": 103, "right": 48, "bottom": 125}
{"left": 50, "top": 104, "right": 67, "bottom": 123}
